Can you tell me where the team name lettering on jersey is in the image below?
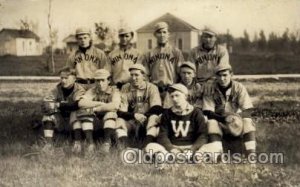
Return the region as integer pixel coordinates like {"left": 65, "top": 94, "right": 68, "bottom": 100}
{"left": 171, "top": 120, "right": 191, "bottom": 137}
{"left": 74, "top": 54, "right": 101, "bottom": 65}
{"left": 129, "top": 95, "right": 149, "bottom": 109}
{"left": 149, "top": 53, "right": 178, "bottom": 64}
{"left": 195, "top": 54, "right": 219, "bottom": 64}
{"left": 111, "top": 53, "right": 138, "bottom": 66}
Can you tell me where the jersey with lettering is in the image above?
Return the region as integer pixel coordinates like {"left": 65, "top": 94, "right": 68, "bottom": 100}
{"left": 202, "top": 80, "right": 253, "bottom": 115}
{"left": 163, "top": 80, "right": 202, "bottom": 109}
{"left": 119, "top": 81, "right": 161, "bottom": 114}
{"left": 188, "top": 44, "right": 229, "bottom": 82}
{"left": 157, "top": 107, "right": 206, "bottom": 150}
{"left": 108, "top": 46, "right": 142, "bottom": 84}
{"left": 66, "top": 46, "right": 109, "bottom": 80}
{"left": 143, "top": 44, "right": 184, "bottom": 86}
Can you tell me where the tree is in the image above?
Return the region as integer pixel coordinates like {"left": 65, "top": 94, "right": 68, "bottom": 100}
{"left": 252, "top": 32, "right": 258, "bottom": 51}
{"left": 258, "top": 30, "right": 267, "bottom": 51}
{"left": 47, "top": 0, "right": 56, "bottom": 73}
{"left": 280, "top": 28, "right": 290, "bottom": 52}
{"left": 94, "top": 22, "right": 117, "bottom": 54}
{"left": 19, "top": 17, "right": 39, "bottom": 34}
{"left": 240, "top": 30, "right": 251, "bottom": 50}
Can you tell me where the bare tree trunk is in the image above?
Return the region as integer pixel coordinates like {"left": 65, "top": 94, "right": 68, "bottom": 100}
{"left": 48, "top": 0, "right": 55, "bottom": 73}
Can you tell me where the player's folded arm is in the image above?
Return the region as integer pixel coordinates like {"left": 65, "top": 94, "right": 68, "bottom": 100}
{"left": 95, "top": 91, "right": 121, "bottom": 112}
{"left": 117, "top": 111, "right": 135, "bottom": 120}
{"left": 144, "top": 105, "right": 164, "bottom": 117}
{"left": 203, "top": 110, "right": 226, "bottom": 123}
{"left": 58, "top": 100, "right": 79, "bottom": 111}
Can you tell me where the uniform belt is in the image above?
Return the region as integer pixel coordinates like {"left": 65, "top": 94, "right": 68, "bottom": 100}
{"left": 76, "top": 79, "right": 95, "bottom": 84}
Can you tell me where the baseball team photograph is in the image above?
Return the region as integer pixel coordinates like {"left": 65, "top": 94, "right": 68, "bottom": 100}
{"left": 0, "top": 0, "right": 299, "bottom": 186}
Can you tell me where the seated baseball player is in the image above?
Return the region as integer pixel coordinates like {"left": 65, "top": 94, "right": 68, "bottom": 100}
{"left": 77, "top": 69, "right": 121, "bottom": 155}
{"left": 163, "top": 61, "right": 202, "bottom": 109}
{"left": 116, "top": 64, "right": 163, "bottom": 149}
{"left": 202, "top": 64, "right": 256, "bottom": 159}
{"left": 145, "top": 84, "right": 208, "bottom": 161}
{"left": 41, "top": 67, "right": 84, "bottom": 153}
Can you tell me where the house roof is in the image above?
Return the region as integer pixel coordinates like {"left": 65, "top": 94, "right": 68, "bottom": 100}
{"left": 63, "top": 34, "right": 77, "bottom": 43}
{"left": 0, "top": 28, "right": 40, "bottom": 41}
{"left": 137, "top": 13, "right": 200, "bottom": 33}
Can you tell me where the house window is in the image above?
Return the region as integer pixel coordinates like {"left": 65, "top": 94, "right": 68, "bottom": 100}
{"left": 178, "top": 38, "right": 183, "bottom": 50}
{"left": 148, "top": 39, "right": 152, "bottom": 49}
{"left": 29, "top": 41, "right": 32, "bottom": 46}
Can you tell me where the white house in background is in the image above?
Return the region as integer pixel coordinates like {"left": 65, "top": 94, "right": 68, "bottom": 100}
{"left": 63, "top": 34, "right": 77, "bottom": 54}
{"left": 0, "top": 28, "right": 42, "bottom": 56}
{"left": 136, "top": 13, "right": 200, "bottom": 53}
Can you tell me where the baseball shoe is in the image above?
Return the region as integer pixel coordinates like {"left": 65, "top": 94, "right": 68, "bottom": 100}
{"left": 72, "top": 141, "right": 82, "bottom": 155}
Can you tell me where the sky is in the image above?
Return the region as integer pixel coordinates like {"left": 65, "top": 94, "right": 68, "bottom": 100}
{"left": 0, "top": 0, "right": 299, "bottom": 47}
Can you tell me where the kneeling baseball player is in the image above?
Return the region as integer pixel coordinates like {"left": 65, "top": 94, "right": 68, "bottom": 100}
{"left": 202, "top": 64, "right": 256, "bottom": 161}
{"left": 77, "top": 69, "right": 121, "bottom": 155}
{"left": 116, "top": 64, "right": 163, "bottom": 149}
{"left": 41, "top": 67, "right": 84, "bottom": 154}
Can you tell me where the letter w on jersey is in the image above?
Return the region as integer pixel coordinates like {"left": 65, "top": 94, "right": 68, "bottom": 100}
{"left": 171, "top": 120, "right": 190, "bottom": 137}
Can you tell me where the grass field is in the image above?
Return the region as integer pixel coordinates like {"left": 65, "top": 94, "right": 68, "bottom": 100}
{"left": 0, "top": 80, "right": 300, "bottom": 186}
{"left": 0, "top": 53, "right": 299, "bottom": 76}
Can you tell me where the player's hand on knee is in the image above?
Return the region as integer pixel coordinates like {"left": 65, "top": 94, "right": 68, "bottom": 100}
{"left": 134, "top": 113, "right": 147, "bottom": 124}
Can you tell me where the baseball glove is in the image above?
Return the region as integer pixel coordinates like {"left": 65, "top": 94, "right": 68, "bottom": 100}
{"left": 224, "top": 113, "right": 243, "bottom": 137}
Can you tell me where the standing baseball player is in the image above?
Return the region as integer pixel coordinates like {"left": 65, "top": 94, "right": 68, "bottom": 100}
{"left": 41, "top": 67, "right": 85, "bottom": 154}
{"left": 163, "top": 61, "right": 202, "bottom": 109}
{"left": 188, "top": 26, "right": 230, "bottom": 95}
{"left": 77, "top": 69, "right": 121, "bottom": 155}
{"left": 202, "top": 64, "right": 256, "bottom": 160}
{"left": 66, "top": 27, "right": 109, "bottom": 91}
{"left": 108, "top": 27, "right": 143, "bottom": 89}
{"left": 143, "top": 22, "right": 184, "bottom": 99}
{"left": 116, "top": 64, "right": 163, "bottom": 149}
{"left": 145, "top": 84, "right": 208, "bottom": 162}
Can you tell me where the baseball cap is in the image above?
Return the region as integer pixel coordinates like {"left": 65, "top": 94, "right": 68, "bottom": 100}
{"left": 93, "top": 69, "right": 111, "bottom": 79}
{"left": 154, "top": 22, "right": 168, "bottom": 32}
{"left": 202, "top": 26, "right": 218, "bottom": 36}
{"left": 180, "top": 61, "right": 196, "bottom": 72}
{"left": 168, "top": 84, "right": 189, "bottom": 95}
{"left": 214, "top": 64, "right": 232, "bottom": 74}
{"left": 129, "top": 64, "right": 147, "bottom": 74}
{"left": 119, "top": 27, "right": 134, "bottom": 35}
{"left": 75, "top": 27, "right": 91, "bottom": 35}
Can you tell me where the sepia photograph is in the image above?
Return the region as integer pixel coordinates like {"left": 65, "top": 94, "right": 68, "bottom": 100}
{"left": 0, "top": 0, "right": 299, "bottom": 186}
